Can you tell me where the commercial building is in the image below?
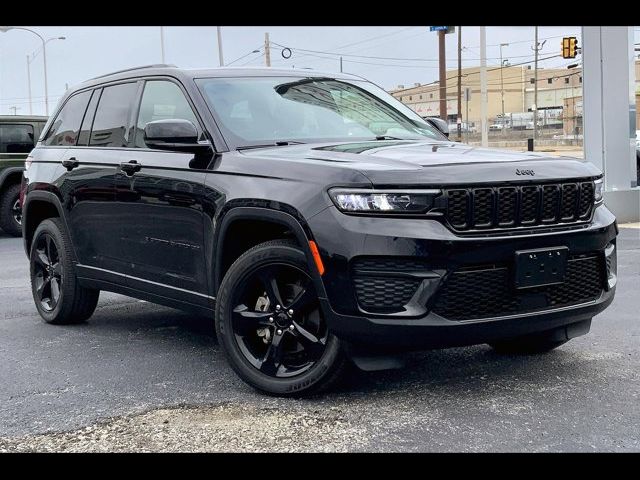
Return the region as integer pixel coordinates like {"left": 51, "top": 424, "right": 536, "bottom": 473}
{"left": 389, "top": 65, "right": 582, "bottom": 125}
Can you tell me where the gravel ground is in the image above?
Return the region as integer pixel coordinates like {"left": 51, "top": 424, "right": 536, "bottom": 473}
{"left": 0, "top": 227, "right": 638, "bottom": 452}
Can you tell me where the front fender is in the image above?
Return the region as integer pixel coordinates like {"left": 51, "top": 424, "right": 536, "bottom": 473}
{"left": 211, "top": 203, "right": 328, "bottom": 301}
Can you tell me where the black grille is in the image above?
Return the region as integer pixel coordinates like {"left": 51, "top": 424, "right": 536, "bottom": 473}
{"left": 445, "top": 180, "right": 595, "bottom": 231}
{"left": 353, "top": 276, "right": 420, "bottom": 311}
{"left": 432, "top": 254, "right": 604, "bottom": 321}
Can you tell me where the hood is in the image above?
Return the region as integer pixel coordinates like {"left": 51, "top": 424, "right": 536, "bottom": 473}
{"left": 239, "top": 140, "right": 601, "bottom": 186}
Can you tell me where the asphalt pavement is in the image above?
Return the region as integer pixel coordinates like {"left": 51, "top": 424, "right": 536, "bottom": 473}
{"left": 0, "top": 227, "right": 638, "bottom": 452}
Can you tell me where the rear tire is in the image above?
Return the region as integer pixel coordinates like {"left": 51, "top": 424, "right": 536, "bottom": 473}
{"left": 215, "top": 239, "right": 347, "bottom": 396}
{"left": 29, "top": 218, "right": 100, "bottom": 325}
{"left": 0, "top": 184, "right": 23, "bottom": 237}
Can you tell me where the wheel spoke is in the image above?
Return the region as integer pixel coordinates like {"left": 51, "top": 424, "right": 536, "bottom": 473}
{"left": 51, "top": 262, "right": 63, "bottom": 277}
{"left": 257, "top": 269, "right": 284, "bottom": 308}
{"left": 233, "top": 304, "right": 272, "bottom": 334}
{"left": 45, "top": 235, "right": 53, "bottom": 263}
{"left": 38, "top": 277, "right": 51, "bottom": 302}
{"left": 35, "top": 275, "right": 47, "bottom": 300}
{"left": 34, "top": 247, "right": 50, "bottom": 268}
{"left": 287, "top": 282, "right": 316, "bottom": 314}
{"left": 50, "top": 278, "right": 61, "bottom": 306}
{"left": 259, "top": 332, "right": 284, "bottom": 376}
{"left": 292, "top": 320, "right": 326, "bottom": 357}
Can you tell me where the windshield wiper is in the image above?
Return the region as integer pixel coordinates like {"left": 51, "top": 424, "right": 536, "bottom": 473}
{"left": 236, "top": 141, "right": 306, "bottom": 151}
{"left": 374, "top": 135, "right": 410, "bottom": 141}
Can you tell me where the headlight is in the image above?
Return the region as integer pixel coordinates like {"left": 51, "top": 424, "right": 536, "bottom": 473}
{"left": 594, "top": 178, "right": 604, "bottom": 204}
{"left": 328, "top": 188, "right": 440, "bottom": 213}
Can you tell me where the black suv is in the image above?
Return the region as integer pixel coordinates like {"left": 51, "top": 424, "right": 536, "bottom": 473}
{"left": 0, "top": 115, "right": 47, "bottom": 236}
{"left": 22, "top": 65, "right": 617, "bottom": 395}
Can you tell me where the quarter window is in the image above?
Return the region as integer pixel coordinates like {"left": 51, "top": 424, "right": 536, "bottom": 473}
{"left": 134, "top": 80, "right": 199, "bottom": 148}
{"left": 43, "top": 90, "right": 92, "bottom": 146}
{"left": 0, "top": 124, "right": 35, "bottom": 153}
{"left": 90, "top": 82, "right": 139, "bottom": 148}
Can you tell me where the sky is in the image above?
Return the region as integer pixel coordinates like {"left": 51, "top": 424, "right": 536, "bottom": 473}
{"left": 0, "top": 25, "right": 621, "bottom": 116}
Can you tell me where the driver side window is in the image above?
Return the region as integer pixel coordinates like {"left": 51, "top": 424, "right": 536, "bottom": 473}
{"left": 134, "top": 80, "right": 199, "bottom": 148}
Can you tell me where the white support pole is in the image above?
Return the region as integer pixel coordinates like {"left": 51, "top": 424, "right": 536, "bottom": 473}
{"left": 582, "top": 26, "right": 639, "bottom": 222}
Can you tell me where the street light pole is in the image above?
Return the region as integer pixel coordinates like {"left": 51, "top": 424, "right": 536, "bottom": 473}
{"left": 26, "top": 36, "right": 65, "bottom": 117}
{"left": 26, "top": 55, "right": 32, "bottom": 115}
{"left": 160, "top": 26, "right": 165, "bottom": 63}
{"left": 0, "top": 27, "right": 55, "bottom": 115}
{"left": 217, "top": 26, "right": 224, "bottom": 66}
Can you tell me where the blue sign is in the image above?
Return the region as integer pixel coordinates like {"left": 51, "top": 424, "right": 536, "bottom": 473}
{"left": 430, "top": 26, "right": 448, "bottom": 31}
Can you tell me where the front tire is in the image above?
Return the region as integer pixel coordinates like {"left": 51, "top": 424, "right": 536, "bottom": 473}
{"left": 30, "top": 218, "right": 100, "bottom": 325}
{"left": 0, "top": 184, "right": 23, "bottom": 237}
{"left": 215, "top": 239, "right": 346, "bottom": 396}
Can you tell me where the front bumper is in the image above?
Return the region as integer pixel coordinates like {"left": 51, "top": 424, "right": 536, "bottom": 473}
{"left": 308, "top": 203, "right": 618, "bottom": 349}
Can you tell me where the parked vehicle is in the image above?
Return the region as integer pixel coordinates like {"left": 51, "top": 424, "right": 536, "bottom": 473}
{"left": 0, "top": 115, "right": 47, "bottom": 236}
{"left": 22, "top": 65, "right": 617, "bottom": 396}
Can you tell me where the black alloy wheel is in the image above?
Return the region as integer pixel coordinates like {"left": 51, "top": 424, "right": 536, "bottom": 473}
{"left": 12, "top": 198, "right": 22, "bottom": 226}
{"left": 215, "top": 239, "right": 346, "bottom": 396}
{"left": 231, "top": 262, "right": 328, "bottom": 378}
{"left": 33, "top": 232, "right": 63, "bottom": 312}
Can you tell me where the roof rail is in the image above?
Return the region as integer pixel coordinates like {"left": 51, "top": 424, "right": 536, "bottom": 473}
{"left": 88, "top": 64, "right": 177, "bottom": 81}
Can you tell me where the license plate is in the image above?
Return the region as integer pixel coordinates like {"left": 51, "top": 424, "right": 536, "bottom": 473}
{"left": 514, "top": 247, "right": 568, "bottom": 289}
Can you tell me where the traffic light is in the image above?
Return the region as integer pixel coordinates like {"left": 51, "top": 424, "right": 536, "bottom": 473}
{"left": 562, "top": 37, "right": 579, "bottom": 59}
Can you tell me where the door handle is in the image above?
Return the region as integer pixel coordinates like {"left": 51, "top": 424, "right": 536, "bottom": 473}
{"left": 120, "top": 160, "right": 142, "bottom": 176}
{"left": 62, "top": 157, "right": 79, "bottom": 171}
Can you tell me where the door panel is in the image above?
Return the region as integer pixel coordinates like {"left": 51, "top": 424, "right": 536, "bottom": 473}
{"left": 56, "top": 148, "right": 121, "bottom": 274}
{"left": 114, "top": 150, "right": 208, "bottom": 300}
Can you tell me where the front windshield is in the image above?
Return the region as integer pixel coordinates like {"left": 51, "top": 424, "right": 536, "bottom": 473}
{"left": 195, "top": 76, "right": 444, "bottom": 148}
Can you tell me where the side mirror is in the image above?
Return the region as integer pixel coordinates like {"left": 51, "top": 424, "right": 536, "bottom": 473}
{"left": 144, "top": 119, "right": 212, "bottom": 155}
{"left": 424, "top": 117, "right": 450, "bottom": 138}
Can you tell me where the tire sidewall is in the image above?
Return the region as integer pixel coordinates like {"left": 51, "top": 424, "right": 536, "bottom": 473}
{"left": 1, "top": 184, "right": 22, "bottom": 236}
{"left": 30, "top": 219, "right": 69, "bottom": 323}
{"left": 215, "top": 242, "right": 342, "bottom": 396}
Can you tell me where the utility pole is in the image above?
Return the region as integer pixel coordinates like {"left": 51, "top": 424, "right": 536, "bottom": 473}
{"left": 499, "top": 43, "right": 509, "bottom": 135}
{"left": 217, "top": 26, "right": 224, "bottom": 66}
{"left": 9, "top": 106, "right": 19, "bottom": 115}
{"left": 533, "top": 26, "right": 539, "bottom": 143}
{"left": 480, "top": 27, "right": 488, "bottom": 147}
{"left": 26, "top": 55, "right": 32, "bottom": 115}
{"left": 160, "top": 26, "right": 165, "bottom": 63}
{"left": 340, "top": 56, "right": 343, "bottom": 73}
{"left": 457, "top": 26, "right": 462, "bottom": 141}
{"left": 438, "top": 29, "right": 447, "bottom": 121}
{"left": 264, "top": 32, "right": 271, "bottom": 67}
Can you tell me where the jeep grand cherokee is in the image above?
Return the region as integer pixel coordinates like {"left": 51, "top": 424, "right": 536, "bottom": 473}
{"left": 21, "top": 65, "right": 617, "bottom": 395}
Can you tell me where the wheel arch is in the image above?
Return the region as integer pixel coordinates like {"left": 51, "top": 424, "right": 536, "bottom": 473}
{"left": 0, "top": 167, "right": 24, "bottom": 191}
{"left": 22, "top": 191, "right": 70, "bottom": 258}
{"left": 212, "top": 205, "right": 327, "bottom": 300}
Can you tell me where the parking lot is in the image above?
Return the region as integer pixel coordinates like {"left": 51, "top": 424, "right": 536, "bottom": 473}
{"left": 0, "top": 227, "right": 638, "bottom": 452}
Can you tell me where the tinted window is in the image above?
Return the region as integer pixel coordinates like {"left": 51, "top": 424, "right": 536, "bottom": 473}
{"left": 43, "top": 91, "right": 92, "bottom": 146}
{"left": 0, "top": 124, "right": 35, "bottom": 153}
{"left": 77, "top": 89, "right": 101, "bottom": 146}
{"left": 134, "top": 80, "right": 199, "bottom": 148}
{"left": 90, "top": 82, "right": 138, "bottom": 147}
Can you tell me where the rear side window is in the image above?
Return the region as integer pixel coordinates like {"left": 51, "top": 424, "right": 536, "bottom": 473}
{"left": 43, "top": 90, "right": 92, "bottom": 146}
{"left": 0, "top": 124, "right": 35, "bottom": 153}
{"left": 134, "top": 80, "right": 199, "bottom": 148}
{"left": 90, "top": 82, "right": 138, "bottom": 148}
